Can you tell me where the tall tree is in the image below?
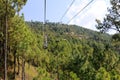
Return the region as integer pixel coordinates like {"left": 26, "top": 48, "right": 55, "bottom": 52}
{"left": 0, "top": 0, "right": 27, "bottom": 79}
{"left": 96, "top": 0, "right": 120, "bottom": 33}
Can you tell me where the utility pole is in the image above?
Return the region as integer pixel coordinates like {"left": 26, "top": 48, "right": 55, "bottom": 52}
{"left": 43, "top": 0, "right": 48, "bottom": 49}
{"left": 44, "top": 0, "right": 46, "bottom": 25}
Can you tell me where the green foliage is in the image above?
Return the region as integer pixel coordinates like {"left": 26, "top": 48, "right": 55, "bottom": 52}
{"left": 33, "top": 67, "right": 51, "bottom": 80}
{"left": 96, "top": 0, "right": 120, "bottom": 33}
{"left": 69, "top": 71, "right": 80, "bottom": 80}
{"left": 0, "top": 2, "right": 120, "bottom": 79}
{"left": 9, "top": 15, "right": 37, "bottom": 60}
{"left": 0, "top": 0, "right": 119, "bottom": 79}
{"left": 95, "top": 67, "right": 111, "bottom": 80}
{"left": 112, "top": 33, "right": 120, "bottom": 41}
{"left": 110, "top": 70, "right": 120, "bottom": 80}
{"left": 26, "top": 21, "right": 119, "bottom": 80}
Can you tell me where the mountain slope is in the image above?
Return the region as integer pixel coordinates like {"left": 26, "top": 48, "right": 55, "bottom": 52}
{"left": 27, "top": 21, "right": 111, "bottom": 42}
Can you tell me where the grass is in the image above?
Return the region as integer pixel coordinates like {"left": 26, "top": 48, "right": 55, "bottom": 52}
{"left": 15, "top": 62, "right": 38, "bottom": 80}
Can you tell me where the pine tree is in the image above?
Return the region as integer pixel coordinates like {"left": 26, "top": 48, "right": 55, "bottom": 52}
{"left": 96, "top": 0, "right": 120, "bottom": 33}
{"left": 0, "top": 0, "right": 27, "bottom": 79}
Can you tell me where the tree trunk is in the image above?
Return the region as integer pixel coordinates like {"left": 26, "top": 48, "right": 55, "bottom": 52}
{"left": 57, "top": 65, "right": 59, "bottom": 80}
{"left": 4, "top": 18, "right": 8, "bottom": 80}
{"left": 13, "top": 49, "right": 16, "bottom": 79}
{"left": 57, "top": 57, "right": 59, "bottom": 80}
{"left": 22, "top": 58, "right": 25, "bottom": 80}
{"left": 4, "top": 0, "right": 8, "bottom": 79}
{"left": 4, "top": 15, "right": 8, "bottom": 80}
{"left": 17, "top": 56, "right": 20, "bottom": 75}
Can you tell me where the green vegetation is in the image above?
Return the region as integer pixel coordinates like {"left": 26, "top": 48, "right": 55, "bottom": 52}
{"left": 28, "top": 21, "right": 120, "bottom": 80}
{"left": 0, "top": 0, "right": 120, "bottom": 80}
{"left": 96, "top": 0, "right": 120, "bottom": 33}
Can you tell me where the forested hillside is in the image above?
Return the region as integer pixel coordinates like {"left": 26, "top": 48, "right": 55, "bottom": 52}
{"left": 0, "top": 0, "right": 120, "bottom": 80}
{"left": 27, "top": 21, "right": 111, "bottom": 42}
{"left": 28, "top": 21, "right": 120, "bottom": 80}
{"left": 1, "top": 19, "right": 120, "bottom": 80}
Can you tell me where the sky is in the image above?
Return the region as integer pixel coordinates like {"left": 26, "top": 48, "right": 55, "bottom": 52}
{"left": 20, "top": 0, "right": 111, "bottom": 31}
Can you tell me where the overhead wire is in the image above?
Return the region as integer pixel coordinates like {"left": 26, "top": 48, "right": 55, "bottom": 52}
{"left": 67, "top": 0, "right": 94, "bottom": 24}
{"left": 60, "top": 0, "right": 75, "bottom": 22}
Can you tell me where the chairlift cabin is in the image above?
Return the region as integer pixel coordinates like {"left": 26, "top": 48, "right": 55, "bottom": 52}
{"left": 43, "top": 34, "right": 48, "bottom": 49}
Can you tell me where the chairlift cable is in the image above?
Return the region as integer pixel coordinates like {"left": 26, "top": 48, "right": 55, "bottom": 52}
{"left": 67, "top": 0, "right": 94, "bottom": 24}
{"left": 60, "top": 0, "right": 75, "bottom": 22}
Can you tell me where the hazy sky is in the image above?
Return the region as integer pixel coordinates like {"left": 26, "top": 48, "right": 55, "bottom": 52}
{"left": 20, "top": 0, "right": 111, "bottom": 31}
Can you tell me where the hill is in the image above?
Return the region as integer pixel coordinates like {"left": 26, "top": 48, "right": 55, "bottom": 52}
{"left": 26, "top": 21, "right": 120, "bottom": 80}
{"left": 27, "top": 21, "right": 111, "bottom": 42}
{"left": 0, "top": 21, "right": 120, "bottom": 80}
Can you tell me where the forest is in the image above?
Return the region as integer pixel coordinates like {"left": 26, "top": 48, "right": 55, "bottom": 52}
{"left": 0, "top": 0, "right": 120, "bottom": 80}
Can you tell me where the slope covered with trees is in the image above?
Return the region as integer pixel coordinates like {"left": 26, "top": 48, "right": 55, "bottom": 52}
{"left": 0, "top": 0, "right": 120, "bottom": 80}
{"left": 27, "top": 21, "right": 120, "bottom": 80}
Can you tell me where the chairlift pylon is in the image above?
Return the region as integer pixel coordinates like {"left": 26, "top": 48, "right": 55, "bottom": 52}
{"left": 43, "top": 0, "right": 48, "bottom": 49}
